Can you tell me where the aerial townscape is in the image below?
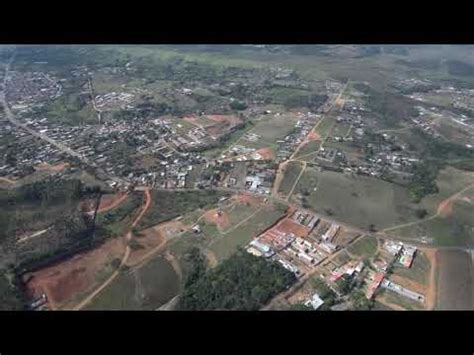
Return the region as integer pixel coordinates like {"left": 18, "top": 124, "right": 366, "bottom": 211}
{"left": 0, "top": 45, "right": 473, "bottom": 311}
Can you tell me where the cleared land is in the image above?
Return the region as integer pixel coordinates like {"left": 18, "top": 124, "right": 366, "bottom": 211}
{"left": 346, "top": 235, "right": 378, "bottom": 258}
{"left": 137, "top": 190, "right": 230, "bottom": 230}
{"left": 24, "top": 238, "right": 125, "bottom": 310}
{"left": 436, "top": 249, "right": 473, "bottom": 310}
{"left": 85, "top": 255, "right": 180, "bottom": 310}
{"left": 209, "top": 203, "right": 288, "bottom": 261}
{"left": 293, "top": 169, "right": 419, "bottom": 231}
{"left": 277, "top": 161, "right": 305, "bottom": 197}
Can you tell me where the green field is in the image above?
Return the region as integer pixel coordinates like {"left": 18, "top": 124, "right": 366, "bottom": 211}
{"left": 209, "top": 204, "right": 287, "bottom": 261}
{"left": 224, "top": 202, "right": 262, "bottom": 228}
{"left": 294, "top": 169, "right": 420, "bottom": 230}
{"left": 138, "top": 190, "right": 230, "bottom": 230}
{"left": 86, "top": 256, "right": 179, "bottom": 310}
{"left": 294, "top": 140, "right": 321, "bottom": 160}
{"left": 278, "top": 161, "right": 304, "bottom": 196}
{"left": 392, "top": 251, "right": 431, "bottom": 285}
{"left": 347, "top": 236, "right": 378, "bottom": 258}
{"left": 0, "top": 272, "right": 24, "bottom": 310}
{"left": 390, "top": 211, "right": 474, "bottom": 247}
{"left": 315, "top": 115, "right": 336, "bottom": 137}
{"left": 293, "top": 166, "right": 474, "bottom": 235}
{"left": 379, "top": 288, "right": 424, "bottom": 310}
{"left": 251, "top": 114, "right": 298, "bottom": 143}
{"left": 95, "top": 193, "right": 143, "bottom": 238}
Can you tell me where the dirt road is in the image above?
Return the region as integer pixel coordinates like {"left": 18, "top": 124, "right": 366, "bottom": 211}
{"left": 382, "top": 181, "right": 474, "bottom": 234}
{"left": 72, "top": 188, "right": 151, "bottom": 310}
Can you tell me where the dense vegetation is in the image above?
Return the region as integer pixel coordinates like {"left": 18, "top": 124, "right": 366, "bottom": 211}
{"left": 177, "top": 251, "right": 296, "bottom": 310}
{"left": 0, "top": 272, "right": 25, "bottom": 310}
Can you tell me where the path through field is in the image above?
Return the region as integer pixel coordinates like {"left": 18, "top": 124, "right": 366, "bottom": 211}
{"left": 72, "top": 188, "right": 151, "bottom": 310}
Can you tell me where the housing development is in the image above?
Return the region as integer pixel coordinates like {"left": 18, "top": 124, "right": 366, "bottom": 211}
{"left": 0, "top": 45, "right": 473, "bottom": 311}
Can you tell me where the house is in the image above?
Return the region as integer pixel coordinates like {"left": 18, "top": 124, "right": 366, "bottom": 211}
{"left": 305, "top": 293, "right": 324, "bottom": 310}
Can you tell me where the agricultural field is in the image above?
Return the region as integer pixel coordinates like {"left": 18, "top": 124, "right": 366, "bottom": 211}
{"left": 86, "top": 255, "right": 180, "bottom": 310}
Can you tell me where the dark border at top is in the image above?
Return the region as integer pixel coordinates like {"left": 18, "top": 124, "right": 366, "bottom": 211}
{"left": 0, "top": 30, "right": 473, "bottom": 44}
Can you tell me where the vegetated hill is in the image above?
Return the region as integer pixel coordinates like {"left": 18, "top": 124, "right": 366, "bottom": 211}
{"left": 0, "top": 178, "right": 100, "bottom": 271}
{"left": 446, "top": 60, "right": 474, "bottom": 77}
{"left": 177, "top": 250, "right": 296, "bottom": 310}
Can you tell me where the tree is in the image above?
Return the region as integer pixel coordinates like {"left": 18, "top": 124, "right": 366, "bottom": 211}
{"left": 415, "top": 208, "right": 428, "bottom": 219}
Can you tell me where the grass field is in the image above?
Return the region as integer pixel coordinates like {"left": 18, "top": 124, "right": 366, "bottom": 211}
{"left": 278, "top": 161, "right": 304, "bottom": 197}
{"left": 294, "top": 169, "right": 419, "bottom": 230}
{"left": 138, "top": 190, "right": 230, "bottom": 230}
{"left": 390, "top": 212, "right": 474, "bottom": 247}
{"left": 294, "top": 140, "right": 321, "bottom": 161}
{"left": 346, "top": 236, "right": 378, "bottom": 258}
{"left": 86, "top": 256, "right": 179, "bottom": 310}
{"left": 315, "top": 115, "right": 336, "bottom": 137}
{"left": 251, "top": 114, "right": 298, "bottom": 143}
{"left": 391, "top": 251, "right": 430, "bottom": 285}
{"left": 0, "top": 272, "right": 23, "bottom": 310}
{"left": 293, "top": 166, "right": 474, "bottom": 235}
{"left": 379, "top": 288, "right": 424, "bottom": 310}
{"left": 209, "top": 204, "right": 287, "bottom": 261}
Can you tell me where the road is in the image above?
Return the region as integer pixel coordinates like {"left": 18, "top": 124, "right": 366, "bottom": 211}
{"left": 380, "top": 181, "right": 474, "bottom": 234}
{"left": 1, "top": 55, "right": 92, "bottom": 166}
{"left": 72, "top": 188, "right": 152, "bottom": 310}
{"left": 271, "top": 83, "right": 348, "bottom": 202}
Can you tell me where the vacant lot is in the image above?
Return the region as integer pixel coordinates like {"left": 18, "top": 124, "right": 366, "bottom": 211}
{"left": 392, "top": 251, "right": 431, "bottom": 286}
{"left": 138, "top": 190, "right": 230, "bottom": 230}
{"left": 391, "top": 208, "right": 474, "bottom": 247}
{"left": 24, "top": 237, "right": 125, "bottom": 309}
{"left": 436, "top": 249, "right": 473, "bottom": 310}
{"left": 278, "top": 161, "right": 304, "bottom": 197}
{"left": 346, "top": 236, "right": 378, "bottom": 258}
{"left": 209, "top": 203, "right": 287, "bottom": 261}
{"left": 251, "top": 114, "right": 298, "bottom": 143}
{"left": 86, "top": 255, "right": 180, "bottom": 310}
{"left": 378, "top": 288, "right": 424, "bottom": 310}
{"left": 294, "top": 140, "right": 321, "bottom": 161}
{"left": 294, "top": 169, "right": 419, "bottom": 230}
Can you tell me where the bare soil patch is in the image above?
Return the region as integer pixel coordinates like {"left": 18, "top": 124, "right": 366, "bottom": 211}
{"left": 24, "top": 238, "right": 125, "bottom": 309}
{"left": 34, "top": 162, "right": 70, "bottom": 173}
{"left": 255, "top": 147, "right": 275, "bottom": 160}
{"left": 203, "top": 208, "right": 231, "bottom": 231}
{"left": 233, "top": 192, "right": 265, "bottom": 207}
{"left": 277, "top": 218, "right": 311, "bottom": 238}
{"left": 307, "top": 131, "right": 321, "bottom": 141}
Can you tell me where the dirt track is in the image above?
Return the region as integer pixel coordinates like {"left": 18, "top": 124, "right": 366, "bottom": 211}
{"left": 72, "top": 188, "right": 151, "bottom": 310}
